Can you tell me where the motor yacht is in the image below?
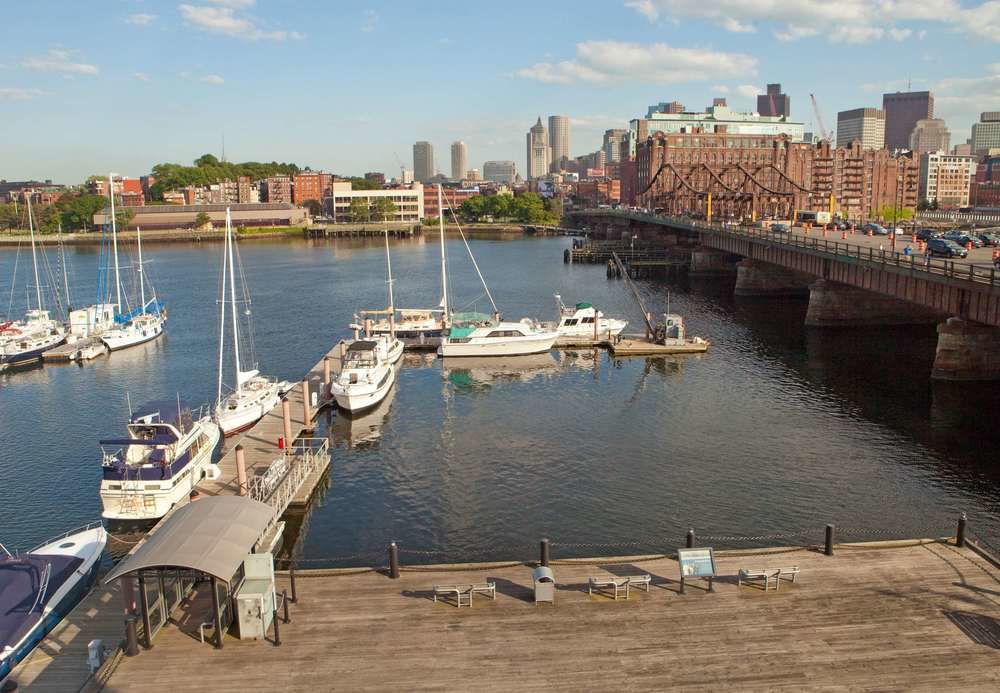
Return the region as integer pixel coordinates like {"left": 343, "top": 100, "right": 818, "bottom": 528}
{"left": 329, "top": 340, "right": 396, "bottom": 413}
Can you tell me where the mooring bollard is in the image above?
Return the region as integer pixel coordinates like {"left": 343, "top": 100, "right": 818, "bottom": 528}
{"left": 686, "top": 528, "right": 695, "bottom": 548}
{"left": 1, "top": 679, "right": 19, "bottom": 692}
{"left": 290, "top": 566, "right": 298, "bottom": 603}
{"left": 281, "top": 398, "right": 292, "bottom": 451}
{"left": 322, "top": 357, "right": 331, "bottom": 393}
{"left": 825, "top": 524, "right": 835, "bottom": 556}
{"left": 272, "top": 608, "right": 281, "bottom": 647}
{"left": 235, "top": 445, "right": 247, "bottom": 496}
{"left": 540, "top": 538, "right": 550, "bottom": 567}
{"left": 957, "top": 512, "right": 967, "bottom": 548}
{"left": 302, "top": 379, "right": 311, "bottom": 425}
{"left": 124, "top": 615, "right": 139, "bottom": 657}
{"left": 389, "top": 542, "right": 400, "bottom": 579}
{"left": 282, "top": 590, "right": 290, "bottom": 624}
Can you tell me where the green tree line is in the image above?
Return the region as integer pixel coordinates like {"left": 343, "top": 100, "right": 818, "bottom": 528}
{"left": 0, "top": 192, "right": 133, "bottom": 233}
{"left": 457, "top": 193, "right": 561, "bottom": 225}
{"left": 147, "top": 153, "right": 304, "bottom": 200}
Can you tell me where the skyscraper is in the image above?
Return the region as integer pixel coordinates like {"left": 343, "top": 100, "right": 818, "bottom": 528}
{"left": 450, "top": 141, "right": 468, "bottom": 181}
{"left": 883, "top": 91, "right": 933, "bottom": 150}
{"left": 603, "top": 129, "right": 627, "bottom": 164}
{"left": 837, "top": 108, "right": 885, "bottom": 149}
{"left": 526, "top": 117, "right": 549, "bottom": 179}
{"left": 413, "top": 141, "right": 434, "bottom": 182}
{"left": 757, "top": 84, "right": 790, "bottom": 117}
{"left": 909, "top": 118, "right": 951, "bottom": 155}
{"left": 548, "top": 115, "right": 571, "bottom": 172}
{"left": 483, "top": 161, "right": 516, "bottom": 183}
{"left": 971, "top": 112, "right": 1000, "bottom": 155}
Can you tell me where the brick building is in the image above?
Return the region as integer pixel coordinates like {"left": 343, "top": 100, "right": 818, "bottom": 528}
{"left": 423, "top": 185, "right": 479, "bottom": 218}
{"left": 918, "top": 152, "right": 975, "bottom": 208}
{"left": 292, "top": 172, "right": 331, "bottom": 205}
{"left": 261, "top": 176, "right": 292, "bottom": 204}
{"left": 574, "top": 180, "right": 620, "bottom": 206}
{"left": 969, "top": 155, "right": 1000, "bottom": 208}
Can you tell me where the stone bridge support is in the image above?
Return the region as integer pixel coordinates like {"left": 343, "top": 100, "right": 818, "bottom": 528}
{"left": 734, "top": 259, "right": 813, "bottom": 297}
{"left": 804, "top": 279, "right": 946, "bottom": 328}
{"left": 931, "top": 318, "right": 1000, "bottom": 381}
{"left": 689, "top": 247, "right": 739, "bottom": 276}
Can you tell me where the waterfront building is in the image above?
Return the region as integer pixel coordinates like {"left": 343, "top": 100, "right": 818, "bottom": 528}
{"left": 450, "top": 141, "right": 468, "bottom": 181}
{"left": 757, "top": 84, "right": 791, "bottom": 117}
{"left": 919, "top": 152, "right": 976, "bottom": 208}
{"left": 93, "top": 202, "right": 308, "bottom": 230}
{"left": 483, "top": 160, "right": 517, "bottom": 184}
{"left": 423, "top": 185, "right": 479, "bottom": 218}
{"left": 603, "top": 128, "right": 627, "bottom": 165}
{"left": 883, "top": 91, "right": 934, "bottom": 150}
{"left": 413, "top": 141, "right": 434, "bottom": 183}
{"left": 548, "top": 115, "right": 571, "bottom": 172}
{"left": 292, "top": 172, "right": 332, "bottom": 205}
{"left": 972, "top": 155, "right": 1000, "bottom": 207}
{"left": 909, "top": 119, "right": 951, "bottom": 155}
{"left": 633, "top": 101, "right": 806, "bottom": 142}
{"left": 328, "top": 181, "right": 424, "bottom": 221}
{"left": 237, "top": 176, "right": 253, "bottom": 203}
{"left": 0, "top": 180, "right": 67, "bottom": 206}
{"left": 971, "top": 112, "right": 1000, "bottom": 155}
{"left": 526, "top": 117, "right": 550, "bottom": 180}
{"left": 261, "top": 176, "right": 292, "bottom": 204}
{"left": 836, "top": 108, "right": 885, "bottom": 149}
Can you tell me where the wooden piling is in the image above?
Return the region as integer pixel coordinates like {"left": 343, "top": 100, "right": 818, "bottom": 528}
{"left": 282, "top": 398, "right": 292, "bottom": 451}
{"left": 235, "top": 445, "right": 247, "bottom": 496}
{"left": 302, "top": 379, "right": 311, "bottom": 427}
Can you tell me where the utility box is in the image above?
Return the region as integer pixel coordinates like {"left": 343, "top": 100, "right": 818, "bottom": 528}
{"left": 532, "top": 566, "right": 555, "bottom": 604}
{"left": 234, "top": 553, "right": 276, "bottom": 640}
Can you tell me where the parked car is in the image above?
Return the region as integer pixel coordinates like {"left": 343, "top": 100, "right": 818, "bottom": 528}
{"left": 976, "top": 232, "right": 1000, "bottom": 247}
{"left": 916, "top": 228, "right": 942, "bottom": 241}
{"left": 861, "top": 223, "right": 888, "bottom": 235}
{"left": 884, "top": 225, "right": 906, "bottom": 235}
{"left": 770, "top": 223, "right": 791, "bottom": 233}
{"left": 926, "top": 238, "right": 969, "bottom": 258}
{"left": 943, "top": 231, "right": 983, "bottom": 248}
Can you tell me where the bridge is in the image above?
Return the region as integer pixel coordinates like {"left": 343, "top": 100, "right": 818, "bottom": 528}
{"left": 567, "top": 209, "right": 1000, "bottom": 381}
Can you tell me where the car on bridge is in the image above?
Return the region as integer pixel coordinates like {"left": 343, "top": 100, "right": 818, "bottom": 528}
{"left": 926, "top": 238, "right": 969, "bottom": 258}
{"left": 943, "top": 230, "right": 984, "bottom": 248}
{"left": 916, "top": 228, "right": 942, "bottom": 241}
{"left": 770, "top": 223, "right": 791, "bottom": 233}
{"left": 976, "top": 232, "right": 1000, "bottom": 247}
{"left": 862, "top": 223, "right": 889, "bottom": 235}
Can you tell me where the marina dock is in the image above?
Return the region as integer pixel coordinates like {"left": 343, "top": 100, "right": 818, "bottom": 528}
{"left": 96, "top": 538, "right": 1000, "bottom": 691}
{"left": 42, "top": 336, "right": 103, "bottom": 362}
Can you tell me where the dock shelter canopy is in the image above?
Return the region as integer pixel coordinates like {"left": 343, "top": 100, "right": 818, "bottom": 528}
{"left": 104, "top": 497, "right": 274, "bottom": 585}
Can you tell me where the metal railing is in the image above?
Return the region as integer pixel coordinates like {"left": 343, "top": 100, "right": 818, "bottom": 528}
{"left": 248, "top": 437, "right": 330, "bottom": 519}
{"left": 577, "top": 209, "right": 1000, "bottom": 289}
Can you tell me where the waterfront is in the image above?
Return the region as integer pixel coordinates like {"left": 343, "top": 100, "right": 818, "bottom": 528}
{"left": 1, "top": 235, "right": 998, "bottom": 561}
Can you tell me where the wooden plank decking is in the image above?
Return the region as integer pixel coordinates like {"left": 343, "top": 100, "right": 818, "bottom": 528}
{"left": 101, "top": 540, "right": 1000, "bottom": 691}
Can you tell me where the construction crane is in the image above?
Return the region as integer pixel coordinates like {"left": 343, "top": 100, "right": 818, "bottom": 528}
{"left": 809, "top": 93, "right": 831, "bottom": 142}
{"left": 392, "top": 151, "right": 406, "bottom": 182}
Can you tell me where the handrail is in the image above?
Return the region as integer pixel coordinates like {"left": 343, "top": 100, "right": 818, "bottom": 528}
{"left": 26, "top": 520, "right": 105, "bottom": 554}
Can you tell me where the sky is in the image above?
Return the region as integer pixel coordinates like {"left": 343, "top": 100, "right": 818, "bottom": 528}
{"left": 2, "top": 0, "right": 999, "bottom": 183}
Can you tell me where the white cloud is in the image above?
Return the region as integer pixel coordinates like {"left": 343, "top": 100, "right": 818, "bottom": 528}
{"left": 735, "top": 84, "right": 761, "bottom": 98}
{"left": 361, "top": 9, "right": 378, "bottom": 32}
{"left": 126, "top": 13, "right": 157, "bottom": 25}
{"left": 932, "top": 65, "right": 1000, "bottom": 132}
{"left": 517, "top": 40, "right": 756, "bottom": 85}
{"left": 200, "top": 74, "right": 225, "bottom": 84}
{"left": 209, "top": 0, "right": 256, "bottom": 6}
{"left": 626, "top": 0, "right": 1000, "bottom": 43}
{"left": 134, "top": 72, "right": 150, "bottom": 81}
{"left": 22, "top": 49, "right": 98, "bottom": 76}
{"left": 712, "top": 84, "right": 730, "bottom": 93}
{"left": 179, "top": 3, "right": 303, "bottom": 41}
{"left": 0, "top": 87, "right": 46, "bottom": 101}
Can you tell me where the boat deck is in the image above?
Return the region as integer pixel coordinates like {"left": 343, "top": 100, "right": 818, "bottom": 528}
{"left": 609, "top": 335, "right": 710, "bottom": 356}
{"left": 98, "top": 540, "right": 1000, "bottom": 691}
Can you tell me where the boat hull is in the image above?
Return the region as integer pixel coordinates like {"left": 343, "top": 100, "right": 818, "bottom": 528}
{"left": 101, "top": 319, "right": 164, "bottom": 351}
{"left": 216, "top": 388, "right": 281, "bottom": 437}
{"left": 438, "top": 332, "right": 558, "bottom": 357}
{"left": 331, "top": 369, "right": 395, "bottom": 413}
{"left": 0, "top": 334, "right": 66, "bottom": 371}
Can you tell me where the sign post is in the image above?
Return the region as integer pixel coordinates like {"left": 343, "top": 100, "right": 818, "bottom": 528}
{"left": 677, "top": 547, "right": 717, "bottom": 594}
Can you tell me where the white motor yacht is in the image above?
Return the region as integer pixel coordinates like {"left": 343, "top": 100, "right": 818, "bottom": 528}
{"left": 99, "top": 400, "right": 220, "bottom": 523}
{"left": 551, "top": 294, "right": 627, "bottom": 343}
{"left": 329, "top": 340, "right": 396, "bottom": 413}
{"left": 354, "top": 308, "right": 445, "bottom": 350}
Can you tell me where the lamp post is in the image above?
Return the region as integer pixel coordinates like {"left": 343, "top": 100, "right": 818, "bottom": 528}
{"left": 892, "top": 172, "right": 902, "bottom": 252}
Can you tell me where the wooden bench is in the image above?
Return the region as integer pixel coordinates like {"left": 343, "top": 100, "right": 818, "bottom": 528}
{"left": 738, "top": 567, "right": 800, "bottom": 591}
{"left": 588, "top": 574, "right": 650, "bottom": 600}
{"left": 432, "top": 582, "right": 495, "bottom": 607}
{"left": 775, "top": 566, "right": 799, "bottom": 590}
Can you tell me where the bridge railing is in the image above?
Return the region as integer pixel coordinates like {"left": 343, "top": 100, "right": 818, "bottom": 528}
{"left": 577, "top": 209, "right": 1000, "bottom": 289}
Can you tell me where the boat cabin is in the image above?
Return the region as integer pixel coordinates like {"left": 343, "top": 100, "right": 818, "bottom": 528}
{"left": 100, "top": 401, "right": 209, "bottom": 481}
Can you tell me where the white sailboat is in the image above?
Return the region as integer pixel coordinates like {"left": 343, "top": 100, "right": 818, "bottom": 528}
{"left": 435, "top": 185, "right": 557, "bottom": 357}
{"left": 100, "top": 174, "right": 166, "bottom": 351}
{"left": 376, "top": 229, "right": 404, "bottom": 365}
{"left": 214, "top": 208, "right": 287, "bottom": 436}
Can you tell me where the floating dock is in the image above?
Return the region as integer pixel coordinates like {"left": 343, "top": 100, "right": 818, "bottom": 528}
{"left": 42, "top": 336, "right": 103, "bottom": 362}
{"left": 608, "top": 335, "right": 710, "bottom": 356}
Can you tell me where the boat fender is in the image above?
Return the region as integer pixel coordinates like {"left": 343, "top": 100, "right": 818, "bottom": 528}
{"left": 206, "top": 464, "right": 222, "bottom": 481}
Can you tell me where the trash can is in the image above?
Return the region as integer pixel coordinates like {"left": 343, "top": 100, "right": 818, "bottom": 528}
{"left": 532, "top": 566, "right": 555, "bottom": 604}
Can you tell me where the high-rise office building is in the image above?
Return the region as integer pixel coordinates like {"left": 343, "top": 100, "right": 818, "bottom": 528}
{"left": 909, "top": 118, "right": 951, "bottom": 155}
{"left": 413, "top": 141, "right": 434, "bottom": 182}
{"left": 603, "top": 129, "right": 627, "bottom": 165}
{"left": 918, "top": 152, "right": 976, "bottom": 207}
{"left": 882, "top": 91, "right": 933, "bottom": 150}
{"left": 836, "top": 108, "right": 885, "bottom": 149}
{"left": 483, "top": 160, "right": 517, "bottom": 184}
{"left": 649, "top": 101, "right": 685, "bottom": 115}
{"left": 757, "top": 84, "right": 790, "bottom": 117}
{"left": 450, "top": 141, "right": 468, "bottom": 181}
{"left": 526, "top": 117, "right": 550, "bottom": 179}
{"left": 548, "top": 115, "right": 571, "bottom": 172}
{"left": 971, "top": 112, "right": 1000, "bottom": 155}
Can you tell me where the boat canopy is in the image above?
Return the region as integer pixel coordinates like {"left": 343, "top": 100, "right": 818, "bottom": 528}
{"left": 576, "top": 302, "right": 593, "bottom": 309}
{"left": 348, "top": 340, "right": 378, "bottom": 352}
{"left": 451, "top": 312, "right": 493, "bottom": 324}
{"left": 114, "top": 299, "right": 164, "bottom": 324}
{"left": 129, "top": 400, "right": 194, "bottom": 431}
{"left": 98, "top": 435, "right": 175, "bottom": 447}
{"left": 1, "top": 554, "right": 84, "bottom": 652}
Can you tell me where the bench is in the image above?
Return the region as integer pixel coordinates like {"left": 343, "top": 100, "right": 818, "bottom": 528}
{"left": 775, "top": 566, "right": 799, "bottom": 589}
{"left": 432, "top": 582, "right": 495, "bottom": 607}
{"left": 588, "top": 574, "right": 650, "bottom": 600}
{"left": 738, "top": 566, "right": 800, "bottom": 591}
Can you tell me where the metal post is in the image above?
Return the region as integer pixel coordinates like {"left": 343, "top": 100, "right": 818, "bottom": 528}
{"left": 272, "top": 607, "right": 281, "bottom": 647}
{"left": 281, "top": 398, "right": 292, "bottom": 452}
{"left": 388, "top": 542, "right": 400, "bottom": 579}
{"left": 957, "top": 513, "right": 967, "bottom": 548}
{"left": 235, "top": 444, "right": 247, "bottom": 496}
{"left": 825, "top": 524, "right": 835, "bottom": 556}
{"left": 302, "top": 379, "right": 311, "bottom": 426}
{"left": 137, "top": 575, "right": 153, "bottom": 650}
{"left": 124, "top": 615, "right": 139, "bottom": 657}
{"left": 540, "top": 538, "right": 550, "bottom": 567}
{"left": 290, "top": 566, "right": 298, "bottom": 603}
{"left": 210, "top": 576, "right": 223, "bottom": 650}
{"left": 282, "top": 590, "right": 290, "bottom": 623}
{"left": 686, "top": 529, "right": 695, "bottom": 548}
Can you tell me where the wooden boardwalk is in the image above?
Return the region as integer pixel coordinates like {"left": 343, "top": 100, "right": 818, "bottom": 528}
{"left": 101, "top": 540, "right": 1000, "bottom": 691}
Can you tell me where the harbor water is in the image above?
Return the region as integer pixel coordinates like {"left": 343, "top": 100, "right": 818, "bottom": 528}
{"left": 1, "top": 234, "right": 998, "bottom": 562}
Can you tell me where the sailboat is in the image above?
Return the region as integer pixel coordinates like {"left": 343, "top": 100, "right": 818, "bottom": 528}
{"left": 100, "top": 174, "right": 166, "bottom": 351}
{"left": 0, "top": 195, "right": 66, "bottom": 371}
{"left": 435, "top": 185, "right": 558, "bottom": 357}
{"left": 214, "top": 208, "right": 288, "bottom": 436}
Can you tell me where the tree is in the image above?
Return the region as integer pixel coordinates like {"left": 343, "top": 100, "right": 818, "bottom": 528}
{"left": 55, "top": 192, "right": 107, "bottom": 231}
{"left": 459, "top": 196, "right": 488, "bottom": 222}
{"left": 371, "top": 197, "right": 397, "bottom": 221}
{"left": 304, "top": 199, "right": 323, "bottom": 216}
{"left": 116, "top": 207, "right": 136, "bottom": 230}
{"left": 347, "top": 198, "right": 370, "bottom": 222}
{"left": 194, "top": 211, "right": 212, "bottom": 229}
{"left": 347, "top": 177, "right": 382, "bottom": 191}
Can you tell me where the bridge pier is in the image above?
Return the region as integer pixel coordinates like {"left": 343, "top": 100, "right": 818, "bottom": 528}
{"left": 931, "top": 317, "right": 1000, "bottom": 381}
{"left": 688, "top": 247, "right": 738, "bottom": 276}
{"left": 804, "top": 279, "right": 945, "bottom": 328}
{"left": 734, "top": 259, "right": 812, "bottom": 297}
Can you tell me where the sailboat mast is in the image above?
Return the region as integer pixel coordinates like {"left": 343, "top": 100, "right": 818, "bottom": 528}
{"left": 384, "top": 229, "right": 395, "bottom": 337}
{"left": 108, "top": 174, "right": 122, "bottom": 311}
{"left": 137, "top": 226, "right": 146, "bottom": 310}
{"left": 59, "top": 223, "right": 72, "bottom": 310}
{"left": 26, "top": 194, "right": 43, "bottom": 311}
{"left": 225, "top": 209, "right": 242, "bottom": 393}
{"left": 437, "top": 185, "right": 448, "bottom": 319}
{"left": 216, "top": 218, "right": 229, "bottom": 408}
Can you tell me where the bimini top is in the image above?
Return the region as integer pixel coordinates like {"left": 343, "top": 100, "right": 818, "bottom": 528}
{"left": 104, "top": 496, "right": 274, "bottom": 585}
{"left": 130, "top": 400, "right": 194, "bottom": 431}
{"left": 347, "top": 340, "right": 378, "bottom": 352}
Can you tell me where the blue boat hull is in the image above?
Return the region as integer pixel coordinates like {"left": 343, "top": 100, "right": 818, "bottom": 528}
{"left": 0, "top": 338, "right": 65, "bottom": 371}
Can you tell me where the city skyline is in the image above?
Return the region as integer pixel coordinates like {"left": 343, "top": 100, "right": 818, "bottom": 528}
{"left": 2, "top": 1, "right": 1000, "bottom": 182}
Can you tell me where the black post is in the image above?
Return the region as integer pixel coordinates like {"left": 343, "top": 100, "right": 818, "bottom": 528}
{"left": 540, "top": 538, "right": 550, "bottom": 567}
{"left": 210, "top": 576, "right": 223, "bottom": 650}
{"left": 282, "top": 590, "right": 290, "bottom": 624}
{"left": 679, "top": 576, "right": 685, "bottom": 595}
{"left": 289, "top": 566, "right": 298, "bottom": 603}
{"left": 124, "top": 615, "right": 139, "bottom": 657}
{"left": 0, "top": 680, "right": 18, "bottom": 692}
{"left": 686, "top": 529, "right": 695, "bottom": 548}
{"left": 388, "top": 542, "right": 400, "bottom": 579}
{"left": 272, "top": 608, "right": 281, "bottom": 647}
{"left": 825, "top": 524, "right": 835, "bottom": 556}
{"left": 137, "top": 575, "right": 153, "bottom": 650}
{"left": 957, "top": 513, "right": 967, "bottom": 548}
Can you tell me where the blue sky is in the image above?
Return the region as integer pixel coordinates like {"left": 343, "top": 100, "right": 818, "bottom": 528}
{"left": 2, "top": 0, "right": 999, "bottom": 183}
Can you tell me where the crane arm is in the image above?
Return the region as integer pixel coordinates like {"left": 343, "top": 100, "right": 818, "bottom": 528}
{"left": 810, "top": 93, "right": 830, "bottom": 141}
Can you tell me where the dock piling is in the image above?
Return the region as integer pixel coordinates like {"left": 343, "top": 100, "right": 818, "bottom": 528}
{"left": 235, "top": 445, "right": 247, "bottom": 496}
{"left": 957, "top": 513, "right": 967, "bottom": 548}
{"left": 124, "top": 615, "right": 139, "bottom": 657}
{"left": 322, "top": 357, "right": 331, "bottom": 395}
{"left": 290, "top": 567, "right": 298, "bottom": 603}
{"left": 281, "top": 398, "right": 292, "bottom": 452}
{"left": 825, "top": 524, "right": 835, "bottom": 556}
{"left": 686, "top": 528, "right": 695, "bottom": 548}
{"left": 388, "top": 542, "right": 400, "bottom": 579}
{"left": 540, "top": 538, "right": 550, "bottom": 567}
{"left": 282, "top": 590, "right": 290, "bottom": 624}
{"left": 302, "top": 379, "right": 312, "bottom": 427}
{"left": 272, "top": 607, "right": 281, "bottom": 647}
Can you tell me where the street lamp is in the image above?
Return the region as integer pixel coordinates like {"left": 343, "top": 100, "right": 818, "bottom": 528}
{"left": 891, "top": 173, "right": 903, "bottom": 252}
